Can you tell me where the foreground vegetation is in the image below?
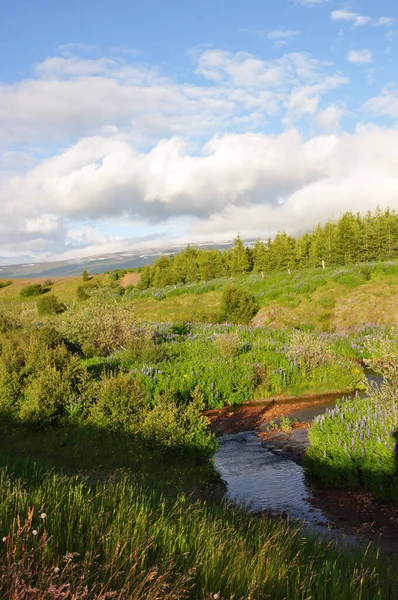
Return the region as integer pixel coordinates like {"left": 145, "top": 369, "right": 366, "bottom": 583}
{"left": 1, "top": 252, "right": 398, "bottom": 595}
{"left": 1, "top": 446, "right": 396, "bottom": 600}
{"left": 305, "top": 328, "right": 398, "bottom": 500}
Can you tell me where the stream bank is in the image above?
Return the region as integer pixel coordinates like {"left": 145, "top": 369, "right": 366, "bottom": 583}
{"left": 211, "top": 388, "right": 398, "bottom": 554}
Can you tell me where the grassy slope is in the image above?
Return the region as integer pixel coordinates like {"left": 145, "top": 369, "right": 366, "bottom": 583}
{"left": 131, "top": 262, "right": 398, "bottom": 330}
{"left": 2, "top": 260, "right": 398, "bottom": 331}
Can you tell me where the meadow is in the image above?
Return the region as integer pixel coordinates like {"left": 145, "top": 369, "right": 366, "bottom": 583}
{"left": 0, "top": 263, "right": 398, "bottom": 597}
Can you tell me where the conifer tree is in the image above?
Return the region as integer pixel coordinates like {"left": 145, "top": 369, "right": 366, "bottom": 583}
{"left": 229, "top": 235, "right": 250, "bottom": 274}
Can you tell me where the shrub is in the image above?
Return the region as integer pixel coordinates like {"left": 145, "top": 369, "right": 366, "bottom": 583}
{"left": 0, "top": 280, "right": 12, "bottom": 289}
{"left": 82, "top": 270, "right": 90, "bottom": 282}
{"left": 219, "top": 284, "right": 259, "bottom": 324}
{"left": 76, "top": 284, "right": 95, "bottom": 301}
{"left": 286, "top": 331, "right": 331, "bottom": 375}
{"left": 0, "top": 330, "right": 87, "bottom": 425}
{"left": 90, "top": 371, "right": 146, "bottom": 431}
{"left": 20, "top": 284, "right": 43, "bottom": 297}
{"left": 61, "top": 301, "right": 135, "bottom": 356}
{"left": 317, "top": 296, "right": 336, "bottom": 309}
{"left": 123, "top": 327, "right": 168, "bottom": 364}
{"left": 214, "top": 332, "right": 241, "bottom": 358}
{"left": 37, "top": 294, "right": 66, "bottom": 315}
{"left": 141, "top": 388, "right": 217, "bottom": 458}
{"left": 19, "top": 367, "right": 72, "bottom": 427}
{"left": 42, "top": 279, "right": 54, "bottom": 287}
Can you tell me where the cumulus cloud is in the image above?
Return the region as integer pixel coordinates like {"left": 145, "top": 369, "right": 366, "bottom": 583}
{"left": 363, "top": 87, "right": 398, "bottom": 118}
{"left": 1, "top": 126, "right": 398, "bottom": 262}
{"left": 331, "top": 10, "right": 372, "bottom": 27}
{"left": 0, "top": 47, "right": 395, "bottom": 263}
{"left": 347, "top": 50, "right": 373, "bottom": 64}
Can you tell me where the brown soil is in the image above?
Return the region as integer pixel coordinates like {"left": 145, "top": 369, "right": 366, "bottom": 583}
{"left": 309, "top": 484, "right": 398, "bottom": 554}
{"left": 204, "top": 393, "right": 343, "bottom": 436}
{"left": 120, "top": 273, "right": 141, "bottom": 288}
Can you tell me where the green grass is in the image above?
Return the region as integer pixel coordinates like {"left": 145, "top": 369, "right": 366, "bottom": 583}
{"left": 305, "top": 395, "right": 398, "bottom": 500}
{"left": 0, "top": 439, "right": 396, "bottom": 600}
{"left": 3, "top": 259, "right": 398, "bottom": 331}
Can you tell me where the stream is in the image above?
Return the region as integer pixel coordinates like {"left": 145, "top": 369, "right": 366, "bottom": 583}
{"left": 214, "top": 380, "right": 381, "bottom": 540}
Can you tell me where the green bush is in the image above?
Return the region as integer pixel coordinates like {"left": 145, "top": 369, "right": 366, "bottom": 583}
{"left": 219, "top": 284, "right": 259, "bottom": 324}
{"left": 0, "top": 280, "right": 12, "bottom": 289}
{"left": 286, "top": 330, "right": 331, "bottom": 375}
{"left": 76, "top": 284, "right": 95, "bottom": 301}
{"left": 90, "top": 371, "right": 146, "bottom": 431}
{"left": 141, "top": 388, "right": 217, "bottom": 458}
{"left": 61, "top": 301, "right": 135, "bottom": 356}
{"left": 214, "top": 332, "right": 241, "bottom": 358}
{"left": 37, "top": 294, "right": 66, "bottom": 315}
{"left": 82, "top": 270, "right": 90, "bottom": 282}
{"left": 19, "top": 367, "right": 72, "bottom": 427}
{"left": 317, "top": 296, "right": 336, "bottom": 309}
{"left": 20, "top": 284, "right": 43, "bottom": 297}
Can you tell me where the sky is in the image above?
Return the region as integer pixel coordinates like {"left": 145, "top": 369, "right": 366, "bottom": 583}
{"left": 0, "top": 0, "right": 398, "bottom": 265}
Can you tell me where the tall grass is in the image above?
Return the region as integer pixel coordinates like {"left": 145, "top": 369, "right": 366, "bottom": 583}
{"left": 0, "top": 461, "right": 396, "bottom": 600}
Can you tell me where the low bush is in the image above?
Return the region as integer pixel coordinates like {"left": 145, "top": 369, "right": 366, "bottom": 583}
{"left": 90, "top": 371, "right": 146, "bottom": 431}
{"left": 61, "top": 301, "right": 135, "bottom": 357}
{"left": 141, "top": 388, "right": 217, "bottom": 458}
{"left": 214, "top": 332, "right": 241, "bottom": 358}
{"left": 37, "top": 294, "right": 66, "bottom": 315}
{"left": 219, "top": 284, "right": 259, "bottom": 324}
{"left": 20, "top": 284, "right": 43, "bottom": 297}
{"left": 76, "top": 283, "right": 96, "bottom": 301}
{"left": 286, "top": 330, "right": 331, "bottom": 375}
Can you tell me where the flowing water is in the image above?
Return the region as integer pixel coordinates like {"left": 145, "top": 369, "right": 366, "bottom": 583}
{"left": 213, "top": 386, "right": 381, "bottom": 538}
{"left": 215, "top": 430, "right": 329, "bottom": 528}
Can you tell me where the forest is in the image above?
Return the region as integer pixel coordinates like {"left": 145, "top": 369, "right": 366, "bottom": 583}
{"left": 137, "top": 208, "right": 398, "bottom": 289}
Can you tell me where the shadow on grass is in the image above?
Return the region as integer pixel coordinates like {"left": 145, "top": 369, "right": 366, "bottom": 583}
{"left": 0, "top": 412, "right": 223, "bottom": 500}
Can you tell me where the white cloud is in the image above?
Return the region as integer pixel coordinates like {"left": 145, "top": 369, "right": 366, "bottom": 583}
{"left": 316, "top": 104, "right": 344, "bottom": 132}
{"left": 376, "top": 17, "right": 395, "bottom": 27}
{"left": 0, "top": 49, "right": 346, "bottom": 150}
{"left": 363, "top": 87, "right": 398, "bottom": 118}
{"left": 267, "top": 29, "right": 300, "bottom": 40}
{"left": 347, "top": 50, "right": 373, "bottom": 64}
{"left": 1, "top": 126, "right": 398, "bottom": 261}
{"left": 331, "top": 10, "right": 371, "bottom": 27}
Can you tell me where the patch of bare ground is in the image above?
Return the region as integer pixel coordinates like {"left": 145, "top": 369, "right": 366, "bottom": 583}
{"left": 204, "top": 393, "right": 343, "bottom": 436}
{"left": 120, "top": 272, "right": 141, "bottom": 287}
{"left": 309, "top": 485, "right": 398, "bottom": 554}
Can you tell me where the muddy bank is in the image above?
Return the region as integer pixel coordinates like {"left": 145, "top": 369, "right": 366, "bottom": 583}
{"left": 204, "top": 391, "right": 348, "bottom": 436}
{"left": 210, "top": 387, "right": 398, "bottom": 554}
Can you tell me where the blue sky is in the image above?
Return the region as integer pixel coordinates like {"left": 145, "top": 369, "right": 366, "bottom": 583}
{"left": 0, "top": 0, "right": 397, "bottom": 263}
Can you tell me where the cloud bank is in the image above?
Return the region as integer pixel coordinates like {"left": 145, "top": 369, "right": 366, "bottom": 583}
{"left": 0, "top": 46, "right": 397, "bottom": 264}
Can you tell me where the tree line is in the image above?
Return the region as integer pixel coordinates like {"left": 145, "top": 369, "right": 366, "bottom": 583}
{"left": 138, "top": 208, "right": 398, "bottom": 289}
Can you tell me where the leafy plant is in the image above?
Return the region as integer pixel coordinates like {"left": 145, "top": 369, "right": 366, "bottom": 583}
{"left": 37, "top": 294, "right": 66, "bottom": 315}
{"left": 219, "top": 284, "right": 259, "bottom": 324}
{"left": 20, "top": 284, "right": 43, "bottom": 297}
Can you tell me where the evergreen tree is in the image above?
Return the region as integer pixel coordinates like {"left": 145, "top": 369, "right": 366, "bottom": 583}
{"left": 229, "top": 235, "right": 250, "bottom": 274}
{"left": 252, "top": 241, "right": 270, "bottom": 273}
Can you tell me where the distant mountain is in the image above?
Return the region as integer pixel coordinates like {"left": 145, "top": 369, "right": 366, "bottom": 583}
{"left": 0, "top": 242, "right": 238, "bottom": 279}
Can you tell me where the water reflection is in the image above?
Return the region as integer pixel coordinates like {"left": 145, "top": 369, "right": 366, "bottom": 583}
{"left": 215, "top": 431, "right": 328, "bottom": 526}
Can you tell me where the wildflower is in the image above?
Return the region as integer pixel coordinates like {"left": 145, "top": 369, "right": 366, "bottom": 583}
{"left": 32, "top": 529, "right": 38, "bottom": 536}
{"left": 2, "top": 537, "right": 6, "bottom": 542}
{"left": 54, "top": 567, "right": 60, "bottom": 574}
{"left": 40, "top": 513, "right": 47, "bottom": 520}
